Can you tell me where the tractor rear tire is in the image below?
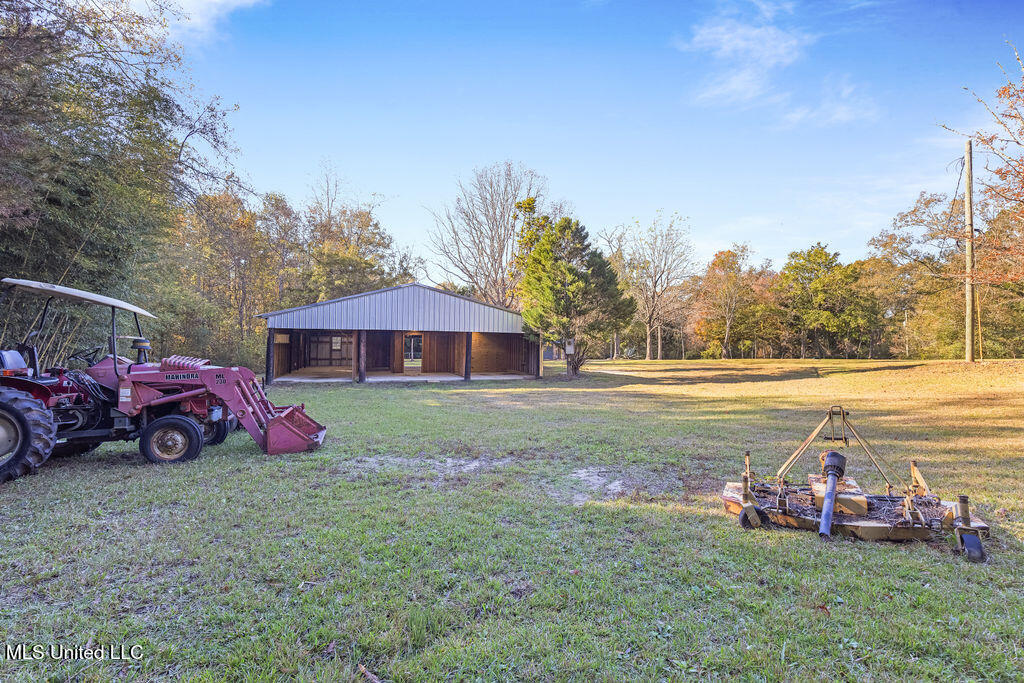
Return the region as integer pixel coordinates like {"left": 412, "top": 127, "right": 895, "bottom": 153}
{"left": 204, "top": 420, "right": 230, "bottom": 446}
{"left": 0, "top": 387, "right": 57, "bottom": 483}
{"left": 140, "top": 415, "right": 204, "bottom": 465}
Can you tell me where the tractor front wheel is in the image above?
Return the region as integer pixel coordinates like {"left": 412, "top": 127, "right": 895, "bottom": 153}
{"left": 203, "top": 420, "right": 230, "bottom": 446}
{"left": 140, "top": 415, "right": 204, "bottom": 465}
{"left": 0, "top": 387, "right": 56, "bottom": 483}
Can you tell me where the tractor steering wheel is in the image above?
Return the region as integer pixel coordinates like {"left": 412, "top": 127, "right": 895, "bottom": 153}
{"left": 66, "top": 345, "right": 105, "bottom": 367}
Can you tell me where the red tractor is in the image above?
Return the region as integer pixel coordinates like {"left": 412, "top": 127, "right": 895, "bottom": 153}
{"left": 0, "top": 278, "right": 325, "bottom": 483}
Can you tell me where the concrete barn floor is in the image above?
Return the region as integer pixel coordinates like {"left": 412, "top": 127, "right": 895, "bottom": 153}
{"left": 274, "top": 368, "right": 534, "bottom": 383}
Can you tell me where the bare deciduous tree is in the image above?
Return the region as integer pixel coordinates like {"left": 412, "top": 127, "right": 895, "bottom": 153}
{"left": 597, "top": 227, "right": 630, "bottom": 358}
{"left": 623, "top": 213, "right": 695, "bottom": 360}
{"left": 429, "top": 161, "right": 546, "bottom": 308}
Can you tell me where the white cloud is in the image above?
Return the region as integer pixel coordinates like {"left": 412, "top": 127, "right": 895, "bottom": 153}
{"left": 781, "top": 75, "right": 880, "bottom": 127}
{"left": 749, "top": 0, "right": 795, "bottom": 21}
{"left": 132, "top": 0, "right": 263, "bottom": 41}
{"left": 684, "top": 20, "right": 810, "bottom": 69}
{"left": 678, "top": 5, "right": 880, "bottom": 127}
{"left": 177, "top": 0, "right": 263, "bottom": 38}
{"left": 677, "top": 18, "right": 814, "bottom": 105}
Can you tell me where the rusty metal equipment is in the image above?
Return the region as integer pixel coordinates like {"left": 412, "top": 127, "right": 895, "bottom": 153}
{"left": 0, "top": 278, "right": 326, "bottom": 484}
{"left": 722, "top": 406, "right": 989, "bottom": 562}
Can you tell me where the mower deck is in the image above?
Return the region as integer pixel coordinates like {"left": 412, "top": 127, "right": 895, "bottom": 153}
{"left": 722, "top": 479, "right": 990, "bottom": 542}
{"left": 722, "top": 405, "right": 990, "bottom": 561}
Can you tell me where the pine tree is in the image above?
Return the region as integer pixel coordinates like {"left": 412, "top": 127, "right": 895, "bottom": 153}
{"left": 518, "top": 212, "right": 634, "bottom": 377}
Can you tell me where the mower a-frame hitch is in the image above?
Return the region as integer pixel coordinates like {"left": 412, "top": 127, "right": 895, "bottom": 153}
{"left": 722, "top": 406, "right": 989, "bottom": 562}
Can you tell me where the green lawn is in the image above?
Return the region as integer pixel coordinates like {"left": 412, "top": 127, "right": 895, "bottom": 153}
{"left": 1, "top": 359, "right": 1022, "bottom": 680}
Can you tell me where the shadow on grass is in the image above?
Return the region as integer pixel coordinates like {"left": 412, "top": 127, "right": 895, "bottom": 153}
{"left": 269, "top": 371, "right": 1024, "bottom": 450}
{"left": 813, "top": 362, "right": 926, "bottom": 375}
{"left": 589, "top": 367, "right": 824, "bottom": 384}
{"left": 267, "top": 360, "right": 938, "bottom": 397}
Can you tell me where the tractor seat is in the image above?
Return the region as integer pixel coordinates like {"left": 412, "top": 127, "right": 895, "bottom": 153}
{"left": 0, "top": 350, "right": 27, "bottom": 369}
{"left": 1, "top": 349, "right": 59, "bottom": 384}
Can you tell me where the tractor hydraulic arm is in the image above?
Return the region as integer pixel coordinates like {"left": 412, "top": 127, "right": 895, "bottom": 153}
{"left": 150, "top": 356, "right": 325, "bottom": 455}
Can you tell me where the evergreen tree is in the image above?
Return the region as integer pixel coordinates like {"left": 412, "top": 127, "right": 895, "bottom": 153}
{"left": 518, "top": 212, "right": 634, "bottom": 377}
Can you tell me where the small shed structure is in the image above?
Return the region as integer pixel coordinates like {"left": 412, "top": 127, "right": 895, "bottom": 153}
{"left": 257, "top": 283, "right": 540, "bottom": 384}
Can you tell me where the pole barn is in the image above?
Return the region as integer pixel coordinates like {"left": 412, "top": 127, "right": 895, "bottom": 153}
{"left": 257, "top": 283, "right": 541, "bottom": 384}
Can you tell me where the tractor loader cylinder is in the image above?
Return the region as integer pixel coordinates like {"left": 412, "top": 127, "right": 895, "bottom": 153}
{"left": 818, "top": 451, "right": 847, "bottom": 540}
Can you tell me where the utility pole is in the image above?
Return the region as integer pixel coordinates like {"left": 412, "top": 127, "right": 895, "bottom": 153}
{"left": 964, "top": 139, "right": 975, "bottom": 362}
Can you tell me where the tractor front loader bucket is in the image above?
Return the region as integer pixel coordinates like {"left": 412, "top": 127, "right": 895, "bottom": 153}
{"left": 185, "top": 358, "right": 325, "bottom": 454}
{"left": 264, "top": 403, "right": 327, "bottom": 455}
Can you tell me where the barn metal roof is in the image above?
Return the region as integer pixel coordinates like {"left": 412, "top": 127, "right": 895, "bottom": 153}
{"left": 257, "top": 283, "right": 525, "bottom": 334}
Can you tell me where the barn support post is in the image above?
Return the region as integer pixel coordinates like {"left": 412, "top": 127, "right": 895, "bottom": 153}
{"left": 464, "top": 332, "right": 472, "bottom": 381}
{"left": 265, "top": 327, "right": 275, "bottom": 386}
{"left": 358, "top": 330, "right": 367, "bottom": 383}
{"left": 350, "top": 331, "right": 358, "bottom": 381}
{"left": 537, "top": 336, "right": 544, "bottom": 378}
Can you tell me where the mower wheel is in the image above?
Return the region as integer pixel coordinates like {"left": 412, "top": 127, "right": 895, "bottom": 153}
{"left": 739, "top": 506, "right": 768, "bottom": 529}
{"left": 0, "top": 387, "right": 56, "bottom": 483}
{"left": 960, "top": 533, "right": 986, "bottom": 563}
{"left": 204, "top": 420, "right": 230, "bottom": 446}
{"left": 140, "top": 415, "right": 204, "bottom": 465}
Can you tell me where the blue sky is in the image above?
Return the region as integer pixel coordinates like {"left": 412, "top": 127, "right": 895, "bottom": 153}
{"left": 175, "top": 0, "right": 1019, "bottom": 276}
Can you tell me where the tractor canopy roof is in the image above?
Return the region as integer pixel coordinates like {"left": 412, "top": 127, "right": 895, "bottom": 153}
{"left": 2, "top": 278, "right": 156, "bottom": 318}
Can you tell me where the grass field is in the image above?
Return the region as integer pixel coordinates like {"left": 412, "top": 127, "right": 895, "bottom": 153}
{"left": 1, "top": 359, "right": 1022, "bottom": 680}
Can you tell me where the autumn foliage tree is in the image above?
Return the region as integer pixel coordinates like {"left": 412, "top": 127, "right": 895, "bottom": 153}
{"left": 697, "top": 246, "right": 753, "bottom": 358}
{"left": 969, "top": 46, "right": 1024, "bottom": 293}
{"left": 148, "top": 175, "right": 421, "bottom": 368}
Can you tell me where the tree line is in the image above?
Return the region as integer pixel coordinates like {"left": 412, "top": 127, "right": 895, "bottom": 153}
{"left": 429, "top": 159, "right": 1024, "bottom": 368}
{"left": 2, "top": 1, "right": 1023, "bottom": 374}
{"left": 0, "top": 1, "right": 419, "bottom": 369}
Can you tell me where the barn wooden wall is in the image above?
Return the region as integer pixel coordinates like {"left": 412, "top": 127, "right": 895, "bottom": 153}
{"left": 273, "top": 343, "right": 290, "bottom": 377}
{"left": 422, "top": 331, "right": 456, "bottom": 373}
{"left": 390, "top": 332, "right": 405, "bottom": 373}
{"left": 471, "top": 333, "right": 526, "bottom": 373}
{"left": 364, "top": 331, "right": 392, "bottom": 370}
{"left": 273, "top": 328, "right": 530, "bottom": 377}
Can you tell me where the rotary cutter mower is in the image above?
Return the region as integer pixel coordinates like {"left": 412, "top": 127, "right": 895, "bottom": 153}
{"left": 721, "top": 406, "right": 989, "bottom": 562}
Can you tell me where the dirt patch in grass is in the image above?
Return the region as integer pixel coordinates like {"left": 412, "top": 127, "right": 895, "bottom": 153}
{"left": 331, "top": 449, "right": 722, "bottom": 504}
{"left": 332, "top": 454, "right": 514, "bottom": 480}
{"left": 541, "top": 464, "right": 719, "bottom": 505}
